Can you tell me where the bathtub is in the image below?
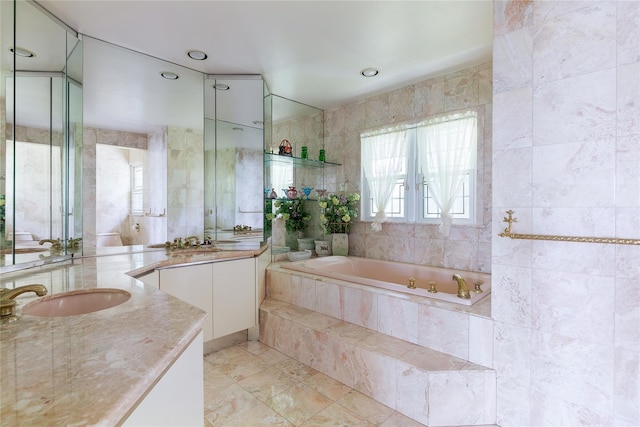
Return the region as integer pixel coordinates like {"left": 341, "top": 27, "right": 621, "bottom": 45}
{"left": 280, "top": 256, "right": 491, "bottom": 306}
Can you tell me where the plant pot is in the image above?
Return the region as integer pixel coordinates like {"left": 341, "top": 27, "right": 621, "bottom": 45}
{"left": 331, "top": 233, "right": 349, "bottom": 256}
{"left": 285, "top": 230, "right": 299, "bottom": 250}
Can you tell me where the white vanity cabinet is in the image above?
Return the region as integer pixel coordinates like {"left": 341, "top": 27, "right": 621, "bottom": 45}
{"left": 158, "top": 255, "right": 264, "bottom": 342}
{"left": 212, "top": 257, "right": 255, "bottom": 338}
{"left": 123, "top": 331, "right": 204, "bottom": 426}
{"left": 160, "top": 263, "right": 215, "bottom": 341}
{"left": 135, "top": 269, "right": 160, "bottom": 289}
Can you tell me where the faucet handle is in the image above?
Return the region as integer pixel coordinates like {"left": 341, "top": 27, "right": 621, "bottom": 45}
{"left": 472, "top": 280, "right": 484, "bottom": 293}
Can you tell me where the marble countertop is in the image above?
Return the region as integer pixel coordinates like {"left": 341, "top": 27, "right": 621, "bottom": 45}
{"left": 0, "top": 244, "right": 268, "bottom": 426}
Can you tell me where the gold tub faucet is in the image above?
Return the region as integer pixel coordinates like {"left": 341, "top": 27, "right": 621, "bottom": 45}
{"left": 0, "top": 284, "right": 48, "bottom": 320}
{"left": 452, "top": 274, "right": 470, "bottom": 299}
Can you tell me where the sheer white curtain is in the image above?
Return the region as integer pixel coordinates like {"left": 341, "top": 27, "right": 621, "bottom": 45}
{"left": 417, "top": 111, "right": 477, "bottom": 236}
{"left": 361, "top": 126, "right": 408, "bottom": 232}
{"left": 270, "top": 162, "right": 292, "bottom": 198}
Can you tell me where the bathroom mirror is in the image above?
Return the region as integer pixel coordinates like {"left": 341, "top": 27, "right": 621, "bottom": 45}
{"left": 2, "top": 0, "right": 268, "bottom": 269}
{"left": 81, "top": 36, "right": 204, "bottom": 251}
{"left": 1, "top": 0, "right": 82, "bottom": 267}
{"left": 204, "top": 76, "right": 265, "bottom": 242}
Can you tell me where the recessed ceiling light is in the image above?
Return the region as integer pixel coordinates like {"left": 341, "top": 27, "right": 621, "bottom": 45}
{"left": 213, "top": 83, "right": 230, "bottom": 91}
{"left": 160, "top": 71, "right": 179, "bottom": 80}
{"left": 360, "top": 67, "right": 379, "bottom": 77}
{"left": 232, "top": 127, "right": 244, "bottom": 131}
{"left": 10, "top": 47, "right": 35, "bottom": 58}
{"left": 186, "top": 50, "right": 207, "bottom": 60}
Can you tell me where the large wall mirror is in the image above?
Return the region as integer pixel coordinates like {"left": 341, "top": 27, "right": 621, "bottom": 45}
{"left": 81, "top": 36, "right": 204, "bottom": 253}
{"left": 1, "top": 0, "right": 82, "bottom": 267}
{"left": 204, "top": 76, "right": 264, "bottom": 243}
{"left": 1, "top": 0, "right": 266, "bottom": 270}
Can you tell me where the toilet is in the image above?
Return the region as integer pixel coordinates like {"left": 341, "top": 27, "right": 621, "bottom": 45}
{"left": 97, "top": 232, "right": 123, "bottom": 247}
{"left": 8, "top": 231, "right": 33, "bottom": 241}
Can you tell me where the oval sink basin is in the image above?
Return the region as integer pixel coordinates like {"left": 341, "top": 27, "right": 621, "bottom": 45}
{"left": 22, "top": 288, "right": 131, "bottom": 317}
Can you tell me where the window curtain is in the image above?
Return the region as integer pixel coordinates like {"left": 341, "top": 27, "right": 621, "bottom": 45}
{"left": 361, "top": 126, "right": 408, "bottom": 232}
{"left": 270, "top": 162, "right": 292, "bottom": 198}
{"left": 417, "top": 111, "right": 476, "bottom": 236}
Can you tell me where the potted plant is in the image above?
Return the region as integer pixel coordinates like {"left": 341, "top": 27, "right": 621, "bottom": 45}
{"left": 318, "top": 192, "right": 360, "bottom": 255}
{"left": 266, "top": 197, "right": 311, "bottom": 250}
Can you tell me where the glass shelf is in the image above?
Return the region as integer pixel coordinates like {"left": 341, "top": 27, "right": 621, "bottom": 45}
{"left": 265, "top": 197, "right": 320, "bottom": 201}
{"left": 264, "top": 153, "right": 341, "bottom": 169}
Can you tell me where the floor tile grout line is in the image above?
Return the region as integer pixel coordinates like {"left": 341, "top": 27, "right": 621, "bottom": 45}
{"left": 203, "top": 341, "right": 428, "bottom": 427}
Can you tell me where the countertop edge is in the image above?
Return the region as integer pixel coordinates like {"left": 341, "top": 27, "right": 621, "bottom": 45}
{"left": 126, "top": 244, "right": 269, "bottom": 278}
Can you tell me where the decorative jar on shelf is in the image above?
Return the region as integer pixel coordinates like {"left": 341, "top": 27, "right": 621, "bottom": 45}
{"left": 286, "top": 186, "right": 298, "bottom": 199}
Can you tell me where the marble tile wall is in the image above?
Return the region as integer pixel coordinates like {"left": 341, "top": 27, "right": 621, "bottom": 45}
{"left": 4, "top": 140, "right": 62, "bottom": 241}
{"left": 322, "top": 62, "right": 493, "bottom": 272}
{"left": 492, "top": 0, "right": 639, "bottom": 425}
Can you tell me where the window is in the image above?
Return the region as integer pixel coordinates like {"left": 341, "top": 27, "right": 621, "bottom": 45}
{"left": 131, "top": 163, "right": 144, "bottom": 215}
{"left": 361, "top": 110, "right": 478, "bottom": 232}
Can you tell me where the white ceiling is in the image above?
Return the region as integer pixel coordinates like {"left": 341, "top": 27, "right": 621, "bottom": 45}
{"left": 37, "top": 0, "right": 493, "bottom": 111}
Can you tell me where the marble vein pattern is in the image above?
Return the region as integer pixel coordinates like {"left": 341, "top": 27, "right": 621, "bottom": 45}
{"left": 0, "top": 254, "right": 207, "bottom": 426}
{"left": 203, "top": 340, "right": 433, "bottom": 427}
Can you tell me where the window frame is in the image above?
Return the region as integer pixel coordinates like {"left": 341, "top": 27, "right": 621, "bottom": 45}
{"left": 360, "top": 109, "right": 479, "bottom": 226}
{"left": 131, "top": 162, "right": 144, "bottom": 216}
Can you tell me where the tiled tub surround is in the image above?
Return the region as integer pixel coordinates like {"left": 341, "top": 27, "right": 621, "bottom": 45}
{"left": 0, "top": 245, "right": 267, "bottom": 425}
{"left": 262, "top": 263, "right": 496, "bottom": 426}
{"left": 281, "top": 255, "right": 492, "bottom": 306}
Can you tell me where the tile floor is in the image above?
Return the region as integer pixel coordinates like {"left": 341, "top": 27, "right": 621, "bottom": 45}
{"left": 203, "top": 340, "right": 426, "bottom": 426}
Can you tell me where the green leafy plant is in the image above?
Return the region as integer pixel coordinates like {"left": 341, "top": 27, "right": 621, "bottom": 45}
{"left": 266, "top": 197, "right": 311, "bottom": 232}
{"left": 318, "top": 192, "right": 360, "bottom": 234}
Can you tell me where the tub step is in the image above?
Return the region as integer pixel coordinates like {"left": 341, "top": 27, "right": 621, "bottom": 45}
{"left": 259, "top": 298, "right": 496, "bottom": 426}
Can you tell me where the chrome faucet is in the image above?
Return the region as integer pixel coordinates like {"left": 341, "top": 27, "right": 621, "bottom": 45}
{"left": 0, "top": 284, "right": 48, "bottom": 320}
{"left": 39, "top": 238, "right": 63, "bottom": 252}
{"left": 452, "top": 273, "right": 470, "bottom": 299}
